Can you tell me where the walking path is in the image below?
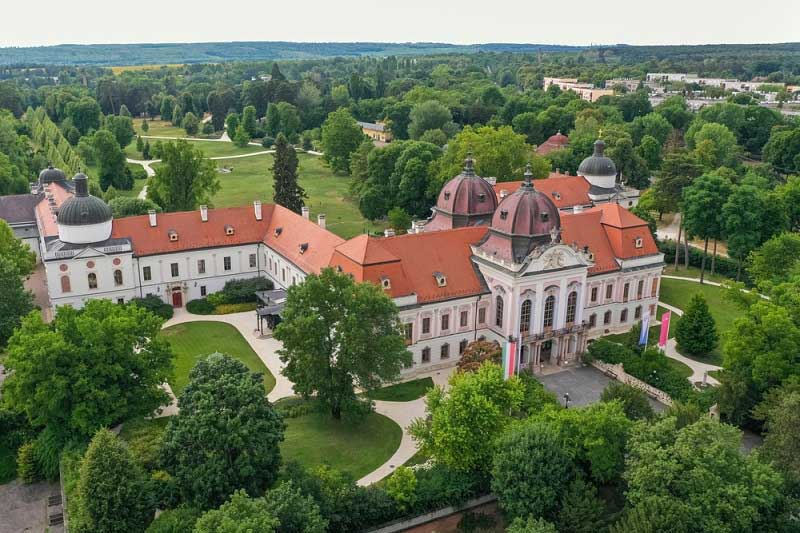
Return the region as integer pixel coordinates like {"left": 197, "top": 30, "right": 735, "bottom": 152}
{"left": 157, "top": 308, "right": 455, "bottom": 485}
{"left": 126, "top": 157, "right": 157, "bottom": 199}
{"left": 656, "top": 302, "right": 722, "bottom": 385}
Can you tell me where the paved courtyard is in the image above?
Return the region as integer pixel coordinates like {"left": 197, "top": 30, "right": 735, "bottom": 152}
{"left": 0, "top": 480, "right": 61, "bottom": 533}
{"left": 538, "top": 365, "right": 666, "bottom": 411}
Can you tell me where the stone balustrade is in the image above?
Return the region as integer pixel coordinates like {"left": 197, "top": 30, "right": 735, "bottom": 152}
{"left": 589, "top": 360, "right": 673, "bottom": 406}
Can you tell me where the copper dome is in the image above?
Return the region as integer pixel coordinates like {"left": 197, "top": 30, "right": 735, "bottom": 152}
{"left": 425, "top": 154, "right": 498, "bottom": 231}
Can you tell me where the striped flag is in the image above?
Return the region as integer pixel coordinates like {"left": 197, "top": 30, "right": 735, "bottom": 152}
{"left": 658, "top": 311, "right": 671, "bottom": 348}
{"left": 638, "top": 313, "right": 651, "bottom": 346}
{"left": 502, "top": 339, "right": 518, "bottom": 379}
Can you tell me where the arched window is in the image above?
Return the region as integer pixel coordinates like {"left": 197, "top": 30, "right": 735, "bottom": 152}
{"left": 61, "top": 275, "right": 71, "bottom": 293}
{"left": 589, "top": 313, "right": 597, "bottom": 328}
{"left": 604, "top": 310, "right": 612, "bottom": 325}
{"left": 87, "top": 272, "right": 97, "bottom": 289}
{"left": 520, "top": 299, "right": 532, "bottom": 333}
{"left": 543, "top": 295, "right": 555, "bottom": 329}
{"left": 495, "top": 295, "right": 504, "bottom": 328}
{"left": 635, "top": 305, "right": 642, "bottom": 320}
{"left": 620, "top": 309, "right": 628, "bottom": 323}
{"left": 566, "top": 291, "right": 578, "bottom": 324}
{"left": 113, "top": 269, "right": 123, "bottom": 286}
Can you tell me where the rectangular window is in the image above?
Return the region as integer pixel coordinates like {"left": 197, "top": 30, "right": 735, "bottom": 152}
{"left": 637, "top": 280, "right": 644, "bottom": 299}
{"left": 589, "top": 314, "right": 597, "bottom": 327}
{"left": 282, "top": 269, "right": 286, "bottom": 282}
{"left": 606, "top": 284, "right": 613, "bottom": 299}
{"left": 441, "top": 314, "right": 449, "bottom": 331}
{"left": 651, "top": 278, "right": 659, "bottom": 297}
{"left": 460, "top": 310, "right": 468, "bottom": 328}
{"left": 143, "top": 266, "right": 151, "bottom": 281}
{"left": 440, "top": 343, "right": 450, "bottom": 359}
{"left": 421, "top": 347, "right": 431, "bottom": 363}
{"left": 249, "top": 254, "right": 257, "bottom": 268}
{"left": 635, "top": 306, "right": 642, "bottom": 319}
{"left": 604, "top": 311, "right": 612, "bottom": 325}
{"left": 404, "top": 323, "right": 413, "bottom": 345}
{"left": 200, "top": 286, "right": 207, "bottom": 297}
{"left": 478, "top": 308, "right": 486, "bottom": 324}
{"left": 620, "top": 309, "right": 628, "bottom": 323}
{"left": 223, "top": 256, "right": 232, "bottom": 271}
{"left": 117, "top": 298, "right": 124, "bottom": 305}
{"left": 591, "top": 287, "right": 598, "bottom": 302}
{"left": 268, "top": 257, "right": 273, "bottom": 270}
{"left": 422, "top": 317, "right": 431, "bottom": 334}
{"left": 197, "top": 259, "right": 206, "bottom": 274}
{"left": 459, "top": 339, "right": 468, "bottom": 354}
{"left": 170, "top": 263, "right": 179, "bottom": 277}
{"left": 623, "top": 283, "right": 630, "bottom": 302}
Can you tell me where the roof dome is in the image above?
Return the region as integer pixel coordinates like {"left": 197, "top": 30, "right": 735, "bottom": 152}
{"left": 57, "top": 174, "right": 112, "bottom": 227}
{"left": 435, "top": 155, "right": 497, "bottom": 217}
{"left": 546, "top": 131, "right": 569, "bottom": 146}
{"left": 476, "top": 166, "right": 561, "bottom": 264}
{"left": 578, "top": 139, "right": 617, "bottom": 177}
{"left": 490, "top": 167, "right": 560, "bottom": 237}
{"left": 38, "top": 165, "right": 67, "bottom": 184}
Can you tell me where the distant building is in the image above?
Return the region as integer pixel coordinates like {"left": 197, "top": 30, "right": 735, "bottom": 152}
{"left": 605, "top": 78, "right": 641, "bottom": 92}
{"left": 543, "top": 77, "right": 614, "bottom": 102}
{"left": 535, "top": 131, "right": 570, "bottom": 156}
{"left": 358, "top": 121, "right": 392, "bottom": 143}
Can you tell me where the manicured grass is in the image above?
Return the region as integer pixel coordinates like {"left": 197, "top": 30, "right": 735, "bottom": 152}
{"left": 135, "top": 119, "right": 197, "bottom": 138}
{"left": 125, "top": 138, "right": 262, "bottom": 160}
{"left": 366, "top": 377, "right": 434, "bottom": 402}
{"left": 0, "top": 443, "right": 17, "bottom": 483}
{"left": 666, "top": 358, "right": 693, "bottom": 379}
{"left": 152, "top": 153, "right": 385, "bottom": 239}
{"left": 160, "top": 321, "right": 275, "bottom": 395}
{"left": 662, "top": 265, "right": 732, "bottom": 283}
{"left": 659, "top": 278, "right": 743, "bottom": 365}
{"left": 602, "top": 305, "right": 675, "bottom": 347}
{"left": 281, "top": 411, "right": 402, "bottom": 479}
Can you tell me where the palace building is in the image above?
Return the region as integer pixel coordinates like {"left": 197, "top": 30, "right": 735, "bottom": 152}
{"left": 0, "top": 140, "right": 662, "bottom": 375}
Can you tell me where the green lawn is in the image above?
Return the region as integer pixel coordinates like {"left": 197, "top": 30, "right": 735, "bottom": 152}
{"left": 134, "top": 119, "right": 201, "bottom": 138}
{"left": 281, "top": 411, "right": 402, "bottom": 479}
{"left": 366, "top": 377, "right": 434, "bottom": 402}
{"left": 662, "top": 265, "right": 732, "bottom": 283}
{"left": 667, "top": 358, "right": 693, "bottom": 379}
{"left": 125, "top": 138, "right": 262, "bottom": 160}
{"left": 659, "top": 278, "right": 743, "bottom": 365}
{"left": 152, "top": 153, "right": 384, "bottom": 239}
{"left": 160, "top": 321, "right": 276, "bottom": 395}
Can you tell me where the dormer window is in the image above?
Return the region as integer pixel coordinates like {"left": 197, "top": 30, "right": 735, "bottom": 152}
{"left": 443, "top": 192, "right": 451, "bottom": 200}
{"left": 381, "top": 276, "right": 391, "bottom": 290}
{"left": 477, "top": 193, "right": 486, "bottom": 202}
{"left": 433, "top": 272, "right": 447, "bottom": 288}
{"left": 299, "top": 243, "right": 309, "bottom": 254}
{"left": 225, "top": 224, "right": 235, "bottom": 236}
{"left": 634, "top": 237, "right": 643, "bottom": 249}
{"left": 274, "top": 227, "right": 282, "bottom": 237}
{"left": 499, "top": 209, "right": 508, "bottom": 220}
{"left": 168, "top": 229, "right": 178, "bottom": 242}
{"left": 335, "top": 265, "right": 343, "bottom": 273}
{"left": 552, "top": 191, "right": 561, "bottom": 200}
{"left": 541, "top": 212, "right": 549, "bottom": 222}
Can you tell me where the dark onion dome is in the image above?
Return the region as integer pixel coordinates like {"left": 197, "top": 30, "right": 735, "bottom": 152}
{"left": 57, "top": 173, "right": 112, "bottom": 226}
{"left": 476, "top": 165, "right": 561, "bottom": 264}
{"left": 578, "top": 139, "right": 617, "bottom": 177}
{"left": 435, "top": 154, "right": 498, "bottom": 217}
{"left": 38, "top": 165, "right": 67, "bottom": 184}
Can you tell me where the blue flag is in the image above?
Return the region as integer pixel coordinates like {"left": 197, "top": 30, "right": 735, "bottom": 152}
{"left": 638, "top": 313, "right": 651, "bottom": 346}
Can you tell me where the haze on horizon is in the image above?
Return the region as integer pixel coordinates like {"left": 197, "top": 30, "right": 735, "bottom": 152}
{"left": 3, "top": 0, "right": 797, "bottom": 49}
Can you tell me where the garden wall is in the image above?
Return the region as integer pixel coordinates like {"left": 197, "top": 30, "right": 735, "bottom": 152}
{"left": 590, "top": 360, "right": 673, "bottom": 406}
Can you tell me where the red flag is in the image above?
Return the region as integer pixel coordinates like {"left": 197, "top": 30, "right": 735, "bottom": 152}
{"left": 658, "top": 311, "right": 671, "bottom": 348}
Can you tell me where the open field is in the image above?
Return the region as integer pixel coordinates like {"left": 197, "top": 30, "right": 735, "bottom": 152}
{"left": 133, "top": 119, "right": 209, "bottom": 139}
{"left": 160, "top": 321, "right": 276, "bottom": 395}
{"left": 111, "top": 64, "right": 184, "bottom": 74}
{"left": 151, "top": 153, "right": 384, "bottom": 239}
{"left": 125, "top": 138, "right": 262, "bottom": 160}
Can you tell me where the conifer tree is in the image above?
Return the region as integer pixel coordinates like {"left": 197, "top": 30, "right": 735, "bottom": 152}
{"left": 136, "top": 135, "right": 144, "bottom": 154}
{"left": 272, "top": 133, "right": 306, "bottom": 213}
{"left": 141, "top": 118, "right": 149, "bottom": 133}
{"left": 675, "top": 292, "right": 718, "bottom": 356}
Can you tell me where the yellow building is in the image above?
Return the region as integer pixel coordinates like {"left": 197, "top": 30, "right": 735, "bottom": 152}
{"left": 358, "top": 121, "right": 392, "bottom": 143}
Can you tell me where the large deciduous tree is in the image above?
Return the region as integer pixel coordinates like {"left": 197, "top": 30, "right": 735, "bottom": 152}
{"left": 321, "top": 108, "right": 364, "bottom": 174}
{"left": 92, "top": 129, "right": 130, "bottom": 191}
{"left": 77, "top": 429, "right": 154, "bottom": 532}
{"left": 410, "top": 363, "right": 524, "bottom": 472}
{"left": 272, "top": 133, "right": 306, "bottom": 213}
{"left": 624, "top": 417, "right": 784, "bottom": 533}
{"left": 275, "top": 268, "right": 410, "bottom": 419}
{"left": 0, "top": 255, "right": 34, "bottom": 348}
{"left": 161, "top": 354, "right": 285, "bottom": 509}
{"left": 681, "top": 172, "right": 732, "bottom": 283}
{"left": 2, "top": 300, "right": 173, "bottom": 439}
{"left": 148, "top": 139, "right": 219, "bottom": 211}
{"left": 66, "top": 96, "right": 102, "bottom": 135}
{"left": 408, "top": 100, "right": 456, "bottom": 140}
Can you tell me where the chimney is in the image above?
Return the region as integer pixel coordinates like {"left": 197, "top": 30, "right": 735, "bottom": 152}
{"left": 317, "top": 214, "right": 326, "bottom": 229}
{"left": 253, "top": 200, "right": 262, "bottom": 221}
{"left": 301, "top": 206, "right": 310, "bottom": 220}
{"left": 148, "top": 209, "right": 157, "bottom": 227}
{"left": 484, "top": 176, "right": 497, "bottom": 185}
{"left": 415, "top": 220, "right": 426, "bottom": 234}
{"left": 384, "top": 228, "right": 395, "bottom": 237}
{"left": 574, "top": 204, "right": 584, "bottom": 213}
{"left": 500, "top": 190, "right": 508, "bottom": 199}
{"left": 200, "top": 205, "right": 208, "bottom": 222}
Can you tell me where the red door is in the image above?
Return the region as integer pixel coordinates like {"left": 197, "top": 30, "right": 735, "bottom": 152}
{"left": 172, "top": 291, "right": 183, "bottom": 308}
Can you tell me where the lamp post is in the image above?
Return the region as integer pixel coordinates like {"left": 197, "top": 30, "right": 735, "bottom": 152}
{"left": 563, "top": 392, "right": 571, "bottom": 409}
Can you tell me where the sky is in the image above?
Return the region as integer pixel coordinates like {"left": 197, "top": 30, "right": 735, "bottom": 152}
{"left": 2, "top": 0, "right": 797, "bottom": 48}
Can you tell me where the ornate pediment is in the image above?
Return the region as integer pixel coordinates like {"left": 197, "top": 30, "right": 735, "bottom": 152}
{"left": 524, "top": 243, "right": 592, "bottom": 274}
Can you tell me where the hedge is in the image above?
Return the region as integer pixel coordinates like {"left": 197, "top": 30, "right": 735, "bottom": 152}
{"left": 131, "top": 295, "right": 174, "bottom": 321}
{"left": 659, "top": 240, "right": 751, "bottom": 286}
{"left": 216, "top": 277, "right": 274, "bottom": 304}
{"left": 186, "top": 298, "right": 215, "bottom": 315}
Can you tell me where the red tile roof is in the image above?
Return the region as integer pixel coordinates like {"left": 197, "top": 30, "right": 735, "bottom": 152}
{"left": 493, "top": 173, "right": 591, "bottom": 209}
{"left": 37, "top": 182, "right": 73, "bottom": 237}
{"left": 330, "top": 227, "right": 489, "bottom": 303}
{"left": 263, "top": 206, "right": 345, "bottom": 274}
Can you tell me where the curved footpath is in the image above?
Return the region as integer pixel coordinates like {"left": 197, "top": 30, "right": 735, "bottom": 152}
{"left": 158, "top": 308, "right": 448, "bottom": 485}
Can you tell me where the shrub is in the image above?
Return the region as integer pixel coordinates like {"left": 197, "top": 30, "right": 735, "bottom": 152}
{"left": 150, "top": 470, "right": 180, "bottom": 510}
{"left": 32, "top": 428, "right": 64, "bottom": 480}
{"left": 16, "top": 442, "right": 38, "bottom": 483}
{"left": 262, "top": 136, "right": 275, "bottom": 148}
{"left": 385, "top": 466, "right": 417, "bottom": 511}
{"left": 129, "top": 164, "right": 148, "bottom": 180}
{"left": 131, "top": 295, "right": 174, "bottom": 320}
{"left": 145, "top": 505, "right": 202, "bottom": 533}
{"left": 219, "top": 277, "right": 274, "bottom": 304}
{"left": 601, "top": 382, "right": 655, "bottom": 420}
{"left": 186, "top": 298, "right": 215, "bottom": 315}
{"left": 214, "top": 303, "right": 257, "bottom": 314}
